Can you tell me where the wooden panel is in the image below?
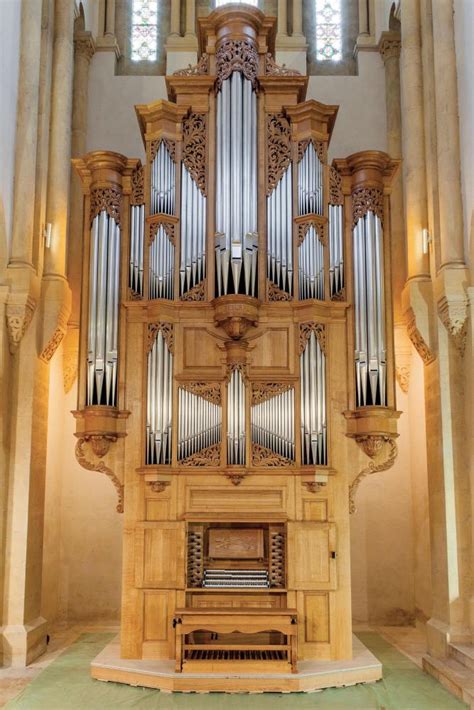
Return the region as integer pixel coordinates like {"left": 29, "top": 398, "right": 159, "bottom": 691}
{"left": 208, "top": 528, "right": 264, "bottom": 559}
{"left": 287, "top": 523, "right": 337, "bottom": 590}
{"left": 143, "top": 591, "right": 170, "bottom": 641}
{"left": 187, "top": 487, "right": 286, "bottom": 514}
{"left": 302, "top": 499, "right": 328, "bottom": 522}
{"left": 182, "top": 327, "right": 221, "bottom": 369}
{"left": 146, "top": 499, "right": 170, "bottom": 521}
{"left": 304, "top": 593, "right": 330, "bottom": 643}
{"left": 190, "top": 594, "right": 283, "bottom": 609}
{"left": 250, "top": 328, "right": 291, "bottom": 371}
{"left": 135, "top": 523, "right": 185, "bottom": 589}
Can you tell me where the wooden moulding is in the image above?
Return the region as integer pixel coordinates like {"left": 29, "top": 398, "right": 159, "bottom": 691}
{"left": 285, "top": 100, "right": 339, "bottom": 145}
{"left": 213, "top": 295, "right": 260, "bottom": 340}
{"left": 198, "top": 6, "right": 277, "bottom": 56}
{"left": 344, "top": 406, "right": 401, "bottom": 439}
{"left": 333, "top": 151, "right": 400, "bottom": 195}
{"left": 135, "top": 99, "right": 189, "bottom": 145}
{"left": 72, "top": 406, "right": 130, "bottom": 440}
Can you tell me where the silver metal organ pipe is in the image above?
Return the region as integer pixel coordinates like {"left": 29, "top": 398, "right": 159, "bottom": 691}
{"left": 251, "top": 388, "right": 295, "bottom": 461}
{"left": 129, "top": 203, "right": 145, "bottom": 297}
{"left": 179, "top": 164, "right": 207, "bottom": 297}
{"left": 87, "top": 210, "right": 120, "bottom": 407}
{"left": 300, "top": 332, "right": 327, "bottom": 465}
{"left": 298, "top": 142, "right": 323, "bottom": 217}
{"left": 149, "top": 225, "right": 175, "bottom": 300}
{"left": 298, "top": 226, "right": 324, "bottom": 301}
{"left": 146, "top": 329, "right": 174, "bottom": 464}
{"left": 227, "top": 369, "right": 246, "bottom": 465}
{"left": 353, "top": 211, "right": 386, "bottom": 406}
{"left": 266, "top": 165, "right": 293, "bottom": 296}
{"left": 150, "top": 142, "right": 175, "bottom": 216}
{"left": 177, "top": 388, "right": 222, "bottom": 460}
{"left": 329, "top": 203, "right": 344, "bottom": 298}
{"left": 215, "top": 73, "right": 258, "bottom": 297}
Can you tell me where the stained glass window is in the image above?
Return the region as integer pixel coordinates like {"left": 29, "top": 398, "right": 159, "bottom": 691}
{"left": 215, "top": 0, "right": 258, "bottom": 6}
{"left": 131, "top": 0, "right": 158, "bottom": 62}
{"left": 315, "top": 0, "right": 342, "bottom": 61}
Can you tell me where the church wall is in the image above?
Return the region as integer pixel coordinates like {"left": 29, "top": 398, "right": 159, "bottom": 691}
{"left": 0, "top": 0, "right": 21, "bottom": 258}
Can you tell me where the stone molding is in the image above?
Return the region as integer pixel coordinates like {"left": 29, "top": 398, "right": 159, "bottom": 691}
{"left": 40, "top": 303, "right": 69, "bottom": 363}
{"left": 437, "top": 294, "right": 468, "bottom": 356}
{"left": 74, "top": 31, "right": 96, "bottom": 61}
{"left": 6, "top": 293, "right": 36, "bottom": 354}
{"left": 378, "top": 31, "right": 401, "bottom": 63}
{"left": 406, "top": 306, "right": 435, "bottom": 365}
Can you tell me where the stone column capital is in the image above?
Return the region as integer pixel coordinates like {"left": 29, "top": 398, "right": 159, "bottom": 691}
{"left": 379, "top": 31, "right": 401, "bottom": 63}
{"left": 74, "top": 31, "right": 96, "bottom": 61}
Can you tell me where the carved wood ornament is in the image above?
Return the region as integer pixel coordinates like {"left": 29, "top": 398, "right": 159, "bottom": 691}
{"left": 252, "top": 383, "right": 293, "bottom": 405}
{"left": 179, "top": 443, "right": 221, "bottom": 467}
{"left": 147, "top": 481, "right": 171, "bottom": 493}
{"left": 329, "top": 167, "right": 344, "bottom": 206}
{"left": 130, "top": 165, "right": 145, "bottom": 206}
{"left": 75, "top": 436, "right": 124, "bottom": 513}
{"left": 265, "top": 53, "right": 302, "bottom": 77}
{"left": 297, "top": 138, "right": 326, "bottom": 165}
{"left": 173, "top": 53, "right": 209, "bottom": 76}
{"left": 149, "top": 220, "right": 175, "bottom": 246}
{"left": 181, "top": 281, "right": 205, "bottom": 302}
{"left": 267, "top": 281, "right": 292, "bottom": 302}
{"left": 90, "top": 187, "right": 121, "bottom": 226}
{"left": 150, "top": 138, "right": 176, "bottom": 162}
{"left": 303, "top": 481, "right": 327, "bottom": 494}
{"left": 147, "top": 322, "right": 174, "bottom": 354}
{"left": 351, "top": 187, "right": 384, "bottom": 228}
{"left": 349, "top": 435, "right": 398, "bottom": 514}
{"left": 215, "top": 39, "right": 259, "bottom": 90}
{"left": 252, "top": 443, "right": 294, "bottom": 467}
{"left": 182, "top": 113, "right": 207, "bottom": 196}
{"left": 299, "top": 322, "right": 326, "bottom": 354}
{"left": 266, "top": 113, "right": 291, "bottom": 195}
{"left": 297, "top": 220, "right": 326, "bottom": 246}
{"left": 181, "top": 382, "right": 222, "bottom": 405}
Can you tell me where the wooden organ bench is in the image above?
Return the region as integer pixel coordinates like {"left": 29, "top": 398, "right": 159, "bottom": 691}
{"left": 174, "top": 608, "right": 298, "bottom": 673}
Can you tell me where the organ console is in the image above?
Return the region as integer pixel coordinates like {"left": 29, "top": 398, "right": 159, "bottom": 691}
{"left": 73, "top": 5, "right": 400, "bottom": 693}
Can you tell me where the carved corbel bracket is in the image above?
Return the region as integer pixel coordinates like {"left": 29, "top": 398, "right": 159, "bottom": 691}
{"left": 302, "top": 481, "right": 327, "bottom": 494}
{"left": 6, "top": 293, "right": 36, "bottom": 354}
{"left": 74, "top": 435, "right": 124, "bottom": 513}
{"left": 213, "top": 295, "right": 259, "bottom": 340}
{"left": 147, "top": 480, "right": 171, "bottom": 493}
{"left": 348, "top": 435, "right": 398, "bottom": 514}
{"left": 225, "top": 472, "right": 247, "bottom": 486}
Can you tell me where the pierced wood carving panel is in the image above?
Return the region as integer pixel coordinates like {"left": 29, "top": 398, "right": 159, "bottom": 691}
{"left": 267, "top": 113, "right": 291, "bottom": 196}
{"left": 182, "top": 113, "right": 207, "bottom": 196}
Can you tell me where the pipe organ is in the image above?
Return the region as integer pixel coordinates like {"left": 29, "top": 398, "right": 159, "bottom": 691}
{"left": 73, "top": 6, "right": 400, "bottom": 694}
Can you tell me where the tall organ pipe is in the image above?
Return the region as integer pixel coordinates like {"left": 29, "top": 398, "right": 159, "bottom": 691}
{"left": 298, "top": 226, "right": 324, "bottom": 300}
{"left": 353, "top": 210, "right": 386, "bottom": 406}
{"left": 149, "top": 225, "right": 175, "bottom": 299}
{"left": 267, "top": 166, "right": 293, "bottom": 296}
{"left": 178, "top": 388, "right": 222, "bottom": 460}
{"left": 300, "top": 331, "right": 327, "bottom": 465}
{"left": 151, "top": 142, "right": 175, "bottom": 216}
{"left": 298, "top": 142, "right": 323, "bottom": 216}
{"left": 329, "top": 203, "right": 344, "bottom": 298}
{"left": 87, "top": 210, "right": 120, "bottom": 406}
{"left": 215, "top": 72, "right": 258, "bottom": 297}
{"left": 129, "top": 203, "right": 145, "bottom": 297}
{"left": 180, "top": 165, "right": 206, "bottom": 296}
{"left": 227, "top": 369, "right": 246, "bottom": 465}
{"left": 146, "top": 329, "right": 173, "bottom": 464}
{"left": 251, "top": 389, "right": 295, "bottom": 461}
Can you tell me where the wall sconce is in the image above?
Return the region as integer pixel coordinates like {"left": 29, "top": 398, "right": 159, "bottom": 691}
{"left": 422, "top": 228, "right": 431, "bottom": 255}
{"left": 44, "top": 223, "right": 52, "bottom": 249}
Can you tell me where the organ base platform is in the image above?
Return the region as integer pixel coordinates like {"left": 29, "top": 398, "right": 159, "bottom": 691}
{"left": 91, "top": 634, "right": 382, "bottom": 693}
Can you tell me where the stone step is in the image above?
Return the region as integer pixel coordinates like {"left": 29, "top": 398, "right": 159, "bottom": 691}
{"left": 423, "top": 653, "right": 474, "bottom": 708}
{"left": 450, "top": 643, "right": 474, "bottom": 671}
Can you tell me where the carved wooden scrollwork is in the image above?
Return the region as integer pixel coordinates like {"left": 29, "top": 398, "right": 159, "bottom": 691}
{"left": 149, "top": 219, "right": 175, "bottom": 246}
{"left": 297, "top": 220, "right": 326, "bottom": 246}
{"left": 265, "top": 53, "right": 301, "bottom": 76}
{"left": 130, "top": 165, "right": 144, "bottom": 206}
{"left": 225, "top": 362, "right": 249, "bottom": 383}
{"left": 349, "top": 435, "right": 398, "bottom": 514}
{"left": 75, "top": 437, "right": 124, "bottom": 513}
{"left": 252, "top": 443, "right": 294, "bottom": 467}
{"left": 297, "top": 138, "right": 326, "bottom": 165}
{"left": 90, "top": 187, "right": 122, "bottom": 226}
{"left": 181, "top": 281, "right": 205, "bottom": 301}
{"left": 182, "top": 113, "right": 207, "bottom": 196}
{"left": 173, "top": 53, "right": 209, "bottom": 76}
{"left": 268, "top": 281, "right": 292, "bottom": 302}
{"left": 147, "top": 480, "right": 171, "bottom": 493}
{"left": 216, "top": 39, "right": 259, "bottom": 90}
{"left": 299, "top": 322, "right": 326, "bottom": 354}
{"left": 225, "top": 472, "right": 247, "bottom": 486}
{"left": 329, "top": 166, "right": 344, "bottom": 206}
{"left": 150, "top": 138, "right": 176, "bottom": 163}
{"left": 330, "top": 288, "right": 346, "bottom": 302}
{"left": 303, "top": 481, "right": 327, "bottom": 494}
{"left": 180, "top": 443, "right": 221, "bottom": 467}
{"left": 147, "top": 322, "right": 174, "bottom": 354}
{"left": 266, "top": 113, "right": 291, "bottom": 195}
{"left": 181, "top": 382, "right": 222, "bottom": 405}
{"left": 351, "top": 187, "right": 384, "bottom": 228}
{"left": 251, "top": 383, "right": 293, "bottom": 405}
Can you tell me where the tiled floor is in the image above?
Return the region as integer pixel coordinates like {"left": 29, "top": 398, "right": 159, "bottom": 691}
{"left": 0, "top": 622, "right": 428, "bottom": 708}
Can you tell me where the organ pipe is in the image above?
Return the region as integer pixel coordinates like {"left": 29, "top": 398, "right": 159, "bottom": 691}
{"left": 215, "top": 72, "right": 258, "bottom": 297}
{"left": 149, "top": 226, "right": 175, "bottom": 299}
{"left": 146, "top": 328, "right": 174, "bottom": 464}
{"left": 178, "top": 389, "right": 222, "bottom": 460}
{"left": 298, "top": 142, "right": 323, "bottom": 216}
{"left": 129, "top": 203, "right": 145, "bottom": 297}
{"left": 251, "top": 389, "right": 295, "bottom": 461}
{"left": 87, "top": 210, "right": 120, "bottom": 406}
{"left": 329, "top": 204, "right": 344, "bottom": 298}
{"left": 300, "top": 331, "right": 327, "bottom": 465}
{"left": 180, "top": 165, "right": 206, "bottom": 296}
{"left": 267, "top": 166, "right": 293, "bottom": 296}
{"left": 298, "top": 226, "right": 324, "bottom": 300}
{"left": 151, "top": 142, "right": 175, "bottom": 216}
{"left": 227, "top": 369, "right": 246, "bottom": 465}
{"left": 353, "top": 210, "right": 386, "bottom": 406}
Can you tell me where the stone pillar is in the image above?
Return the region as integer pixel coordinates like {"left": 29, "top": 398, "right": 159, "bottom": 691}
{"left": 170, "top": 0, "right": 181, "bottom": 37}
{"left": 105, "top": 0, "right": 116, "bottom": 36}
{"left": 292, "top": 0, "right": 303, "bottom": 37}
{"left": 185, "top": 0, "right": 196, "bottom": 39}
{"left": 96, "top": 0, "right": 121, "bottom": 57}
{"left": 277, "top": 0, "right": 288, "bottom": 39}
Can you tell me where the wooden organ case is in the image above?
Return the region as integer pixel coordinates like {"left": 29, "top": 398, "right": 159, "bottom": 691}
{"left": 73, "top": 6, "right": 400, "bottom": 693}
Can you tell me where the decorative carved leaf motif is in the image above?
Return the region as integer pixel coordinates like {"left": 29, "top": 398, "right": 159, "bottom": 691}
{"left": 252, "top": 443, "right": 294, "bottom": 467}
{"left": 149, "top": 220, "right": 175, "bottom": 246}
{"left": 268, "top": 281, "right": 292, "bottom": 302}
{"left": 297, "top": 220, "right": 326, "bottom": 246}
{"left": 297, "top": 138, "right": 326, "bottom": 164}
{"left": 147, "top": 322, "right": 174, "bottom": 354}
{"left": 180, "top": 443, "right": 221, "bottom": 467}
{"left": 130, "top": 165, "right": 144, "bottom": 206}
{"left": 90, "top": 188, "right": 121, "bottom": 226}
{"left": 181, "top": 280, "right": 205, "bottom": 301}
{"left": 183, "top": 113, "right": 207, "bottom": 196}
{"left": 352, "top": 187, "right": 384, "bottom": 228}
{"left": 252, "top": 383, "right": 293, "bottom": 405}
{"left": 265, "top": 53, "right": 302, "bottom": 76}
{"left": 299, "top": 322, "right": 326, "bottom": 354}
{"left": 150, "top": 138, "right": 176, "bottom": 163}
{"left": 75, "top": 438, "right": 124, "bottom": 513}
{"left": 181, "top": 382, "right": 221, "bottom": 405}
{"left": 349, "top": 436, "right": 398, "bottom": 514}
{"left": 267, "top": 113, "right": 291, "bottom": 195}
{"left": 173, "top": 53, "right": 209, "bottom": 76}
{"left": 329, "top": 166, "right": 343, "bottom": 206}
{"left": 216, "top": 39, "right": 259, "bottom": 90}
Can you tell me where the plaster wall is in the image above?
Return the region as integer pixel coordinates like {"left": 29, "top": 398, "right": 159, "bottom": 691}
{"left": 0, "top": 0, "right": 21, "bottom": 259}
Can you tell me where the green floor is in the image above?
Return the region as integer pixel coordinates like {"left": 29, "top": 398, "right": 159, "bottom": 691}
{"left": 6, "top": 632, "right": 467, "bottom": 710}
